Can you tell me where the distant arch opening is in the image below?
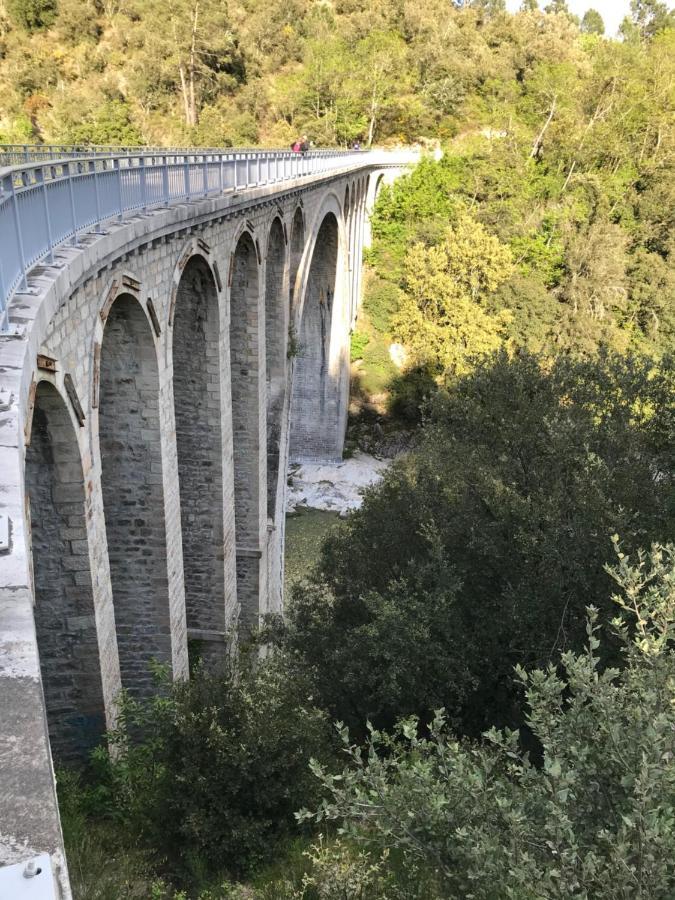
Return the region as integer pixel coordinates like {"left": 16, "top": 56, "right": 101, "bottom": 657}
{"left": 99, "top": 294, "right": 172, "bottom": 699}
{"left": 173, "top": 257, "right": 227, "bottom": 652}
{"left": 229, "top": 232, "right": 261, "bottom": 630}
{"left": 26, "top": 381, "right": 105, "bottom": 766}
{"left": 290, "top": 212, "right": 342, "bottom": 461}
{"left": 265, "top": 219, "right": 287, "bottom": 521}
{"left": 289, "top": 207, "right": 305, "bottom": 316}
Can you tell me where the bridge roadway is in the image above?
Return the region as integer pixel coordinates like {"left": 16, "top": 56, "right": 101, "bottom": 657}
{"left": 0, "top": 144, "right": 415, "bottom": 897}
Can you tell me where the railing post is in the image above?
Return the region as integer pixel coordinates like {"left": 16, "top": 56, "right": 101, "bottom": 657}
{"left": 162, "top": 156, "right": 170, "bottom": 204}
{"left": 115, "top": 158, "right": 123, "bottom": 221}
{"left": 184, "top": 156, "right": 190, "bottom": 199}
{"left": 203, "top": 156, "right": 208, "bottom": 196}
{"left": 140, "top": 156, "right": 147, "bottom": 212}
{"left": 67, "top": 162, "right": 79, "bottom": 246}
{"left": 246, "top": 155, "right": 250, "bottom": 187}
{"left": 9, "top": 174, "right": 29, "bottom": 292}
{"left": 91, "top": 160, "right": 102, "bottom": 232}
{"left": 38, "top": 168, "right": 55, "bottom": 262}
{"left": 0, "top": 255, "right": 6, "bottom": 331}
{"left": 233, "top": 154, "right": 238, "bottom": 191}
{"left": 218, "top": 154, "right": 224, "bottom": 194}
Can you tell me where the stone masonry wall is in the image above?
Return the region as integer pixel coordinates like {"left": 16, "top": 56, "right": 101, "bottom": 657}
{"left": 265, "top": 218, "right": 287, "bottom": 520}
{"left": 173, "top": 257, "right": 226, "bottom": 645}
{"left": 99, "top": 294, "right": 173, "bottom": 699}
{"left": 26, "top": 382, "right": 106, "bottom": 766}
{"left": 289, "top": 212, "right": 342, "bottom": 461}
{"left": 229, "top": 232, "right": 263, "bottom": 630}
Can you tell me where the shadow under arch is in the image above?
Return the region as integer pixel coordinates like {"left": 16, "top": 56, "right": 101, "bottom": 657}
{"left": 229, "top": 230, "right": 262, "bottom": 631}
{"left": 172, "top": 255, "right": 228, "bottom": 660}
{"left": 99, "top": 293, "right": 173, "bottom": 699}
{"left": 265, "top": 218, "right": 287, "bottom": 523}
{"left": 289, "top": 207, "right": 305, "bottom": 316}
{"left": 290, "top": 208, "right": 349, "bottom": 462}
{"left": 26, "top": 380, "right": 106, "bottom": 766}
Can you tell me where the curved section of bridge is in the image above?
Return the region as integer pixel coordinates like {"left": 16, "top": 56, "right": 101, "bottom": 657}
{"left": 0, "top": 145, "right": 413, "bottom": 897}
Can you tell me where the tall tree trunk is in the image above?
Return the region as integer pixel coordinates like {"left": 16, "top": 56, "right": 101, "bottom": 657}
{"left": 179, "top": 64, "right": 191, "bottom": 127}
{"left": 530, "top": 96, "right": 556, "bottom": 159}
{"left": 188, "top": 1, "right": 200, "bottom": 127}
{"left": 367, "top": 85, "right": 377, "bottom": 147}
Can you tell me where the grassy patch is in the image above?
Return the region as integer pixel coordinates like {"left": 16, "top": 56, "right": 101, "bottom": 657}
{"left": 284, "top": 510, "right": 340, "bottom": 591}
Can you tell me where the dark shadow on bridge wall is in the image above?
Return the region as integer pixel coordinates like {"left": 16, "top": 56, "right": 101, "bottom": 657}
{"left": 289, "top": 212, "right": 341, "bottom": 462}
{"left": 265, "top": 218, "right": 287, "bottom": 522}
{"left": 26, "top": 381, "right": 105, "bottom": 766}
{"left": 99, "top": 293, "right": 172, "bottom": 699}
{"left": 173, "top": 256, "right": 227, "bottom": 660}
{"left": 229, "top": 232, "right": 262, "bottom": 632}
{"left": 289, "top": 207, "right": 305, "bottom": 317}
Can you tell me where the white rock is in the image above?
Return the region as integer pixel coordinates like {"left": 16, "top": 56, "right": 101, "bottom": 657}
{"left": 287, "top": 451, "right": 391, "bottom": 514}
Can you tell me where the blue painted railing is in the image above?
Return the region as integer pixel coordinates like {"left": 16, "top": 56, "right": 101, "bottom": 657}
{"left": 0, "top": 146, "right": 370, "bottom": 332}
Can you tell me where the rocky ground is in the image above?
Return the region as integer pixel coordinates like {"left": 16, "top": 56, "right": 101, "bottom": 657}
{"left": 286, "top": 450, "right": 391, "bottom": 515}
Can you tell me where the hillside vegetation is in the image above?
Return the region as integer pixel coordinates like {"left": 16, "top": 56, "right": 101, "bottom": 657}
{"left": 15, "top": 2, "right": 674, "bottom": 897}
{"left": 0, "top": 0, "right": 673, "bottom": 151}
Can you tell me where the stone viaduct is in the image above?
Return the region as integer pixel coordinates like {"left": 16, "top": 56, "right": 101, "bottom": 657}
{"left": 0, "top": 146, "right": 412, "bottom": 896}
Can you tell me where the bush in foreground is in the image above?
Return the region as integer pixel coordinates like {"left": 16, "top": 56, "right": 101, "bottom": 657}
{"left": 300, "top": 544, "right": 675, "bottom": 900}
{"left": 86, "top": 651, "right": 336, "bottom": 889}
{"left": 288, "top": 352, "right": 674, "bottom": 738}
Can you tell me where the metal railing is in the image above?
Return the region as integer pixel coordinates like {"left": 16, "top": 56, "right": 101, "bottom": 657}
{"left": 0, "top": 143, "right": 357, "bottom": 166}
{"left": 0, "top": 146, "right": 372, "bottom": 332}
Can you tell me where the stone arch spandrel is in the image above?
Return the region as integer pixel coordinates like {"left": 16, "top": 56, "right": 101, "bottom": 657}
{"left": 98, "top": 292, "right": 173, "bottom": 699}
{"left": 26, "top": 380, "right": 106, "bottom": 767}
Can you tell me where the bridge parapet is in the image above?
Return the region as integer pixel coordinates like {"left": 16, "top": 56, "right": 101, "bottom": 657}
{"left": 0, "top": 146, "right": 416, "bottom": 332}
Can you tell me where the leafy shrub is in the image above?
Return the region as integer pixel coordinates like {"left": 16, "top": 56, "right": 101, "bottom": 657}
{"left": 287, "top": 352, "right": 674, "bottom": 738}
{"left": 349, "top": 330, "right": 370, "bottom": 362}
{"left": 301, "top": 544, "right": 675, "bottom": 900}
{"left": 6, "top": 0, "right": 56, "bottom": 30}
{"left": 386, "top": 365, "right": 437, "bottom": 423}
{"left": 91, "top": 651, "right": 336, "bottom": 888}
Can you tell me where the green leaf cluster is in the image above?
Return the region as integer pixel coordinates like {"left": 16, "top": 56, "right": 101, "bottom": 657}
{"left": 287, "top": 352, "right": 674, "bottom": 739}
{"left": 300, "top": 543, "right": 675, "bottom": 899}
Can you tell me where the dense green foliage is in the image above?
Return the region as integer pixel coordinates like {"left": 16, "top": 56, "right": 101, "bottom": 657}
{"left": 287, "top": 352, "right": 674, "bottom": 738}
{"left": 0, "top": 0, "right": 673, "bottom": 151}
{"left": 301, "top": 544, "right": 675, "bottom": 899}
{"left": 66, "top": 652, "right": 335, "bottom": 893}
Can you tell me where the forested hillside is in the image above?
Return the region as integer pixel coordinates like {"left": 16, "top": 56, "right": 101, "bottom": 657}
{"left": 10, "top": 3, "right": 673, "bottom": 897}
{"left": 0, "top": 0, "right": 673, "bottom": 149}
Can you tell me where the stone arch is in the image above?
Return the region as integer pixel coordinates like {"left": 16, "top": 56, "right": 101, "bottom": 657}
{"left": 25, "top": 380, "right": 106, "bottom": 767}
{"left": 290, "top": 207, "right": 348, "bottom": 461}
{"left": 172, "top": 255, "right": 227, "bottom": 656}
{"left": 265, "top": 217, "right": 287, "bottom": 522}
{"left": 229, "top": 230, "right": 263, "bottom": 630}
{"left": 373, "top": 173, "right": 385, "bottom": 200}
{"left": 289, "top": 206, "right": 305, "bottom": 315}
{"left": 99, "top": 293, "right": 172, "bottom": 699}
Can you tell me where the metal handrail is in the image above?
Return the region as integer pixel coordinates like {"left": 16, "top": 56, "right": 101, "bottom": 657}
{"left": 0, "top": 147, "right": 372, "bottom": 332}
{"left": 0, "top": 143, "right": 359, "bottom": 166}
